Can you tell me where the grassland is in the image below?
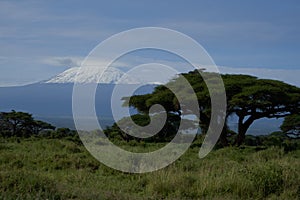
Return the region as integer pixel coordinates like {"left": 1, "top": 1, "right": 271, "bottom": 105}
{"left": 0, "top": 137, "right": 299, "bottom": 199}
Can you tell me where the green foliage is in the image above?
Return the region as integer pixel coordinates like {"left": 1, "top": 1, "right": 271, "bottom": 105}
{"left": 0, "top": 170, "right": 61, "bottom": 200}
{"left": 248, "top": 163, "right": 284, "bottom": 197}
{"left": 0, "top": 110, "right": 82, "bottom": 144}
{"left": 104, "top": 113, "right": 182, "bottom": 142}
{"left": 281, "top": 114, "right": 300, "bottom": 138}
{"left": 32, "top": 120, "right": 55, "bottom": 134}
{"left": 282, "top": 140, "right": 299, "bottom": 152}
{"left": 243, "top": 132, "right": 300, "bottom": 153}
{"left": 0, "top": 110, "right": 35, "bottom": 137}
{"left": 120, "top": 70, "right": 300, "bottom": 146}
{"left": 226, "top": 78, "right": 300, "bottom": 145}
{"left": 0, "top": 110, "right": 55, "bottom": 137}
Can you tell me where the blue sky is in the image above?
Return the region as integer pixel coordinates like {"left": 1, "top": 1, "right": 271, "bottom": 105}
{"left": 0, "top": 0, "right": 300, "bottom": 86}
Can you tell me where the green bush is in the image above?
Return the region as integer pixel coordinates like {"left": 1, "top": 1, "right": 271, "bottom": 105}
{"left": 283, "top": 140, "right": 299, "bottom": 152}
{"left": 0, "top": 170, "right": 62, "bottom": 200}
{"left": 248, "top": 163, "right": 283, "bottom": 197}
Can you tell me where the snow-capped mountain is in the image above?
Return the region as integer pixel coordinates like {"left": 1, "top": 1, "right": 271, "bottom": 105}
{"left": 46, "top": 67, "right": 141, "bottom": 84}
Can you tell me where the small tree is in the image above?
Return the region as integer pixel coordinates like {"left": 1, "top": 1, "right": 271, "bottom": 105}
{"left": 1, "top": 110, "right": 35, "bottom": 137}
{"left": 32, "top": 120, "right": 55, "bottom": 135}
{"left": 0, "top": 110, "right": 56, "bottom": 137}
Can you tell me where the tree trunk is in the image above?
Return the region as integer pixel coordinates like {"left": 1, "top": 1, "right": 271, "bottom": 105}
{"left": 199, "top": 111, "right": 210, "bottom": 134}
{"left": 219, "top": 124, "right": 229, "bottom": 147}
{"left": 234, "top": 116, "right": 255, "bottom": 146}
{"left": 235, "top": 128, "right": 246, "bottom": 146}
{"left": 12, "top": 122, "right": 17, "bottom": 137}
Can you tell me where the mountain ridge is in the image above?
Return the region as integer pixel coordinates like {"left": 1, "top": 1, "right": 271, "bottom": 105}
{"left": 45, "top": 67, "right": 141, "bottom": 84}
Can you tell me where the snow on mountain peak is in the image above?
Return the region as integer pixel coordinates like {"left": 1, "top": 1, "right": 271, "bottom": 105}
{"left": 46, "top": 67, "right": 141, "bottom": 84}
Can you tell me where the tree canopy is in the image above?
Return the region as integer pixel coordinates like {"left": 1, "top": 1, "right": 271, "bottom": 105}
{"left": 223, "top": 75, "right": 300, "bottom": 145}
{"left": 0, "top": 110, "right": 55, "bottom": 137}
{"left": 121, "top": 70, "right": 300, "bottom": 146}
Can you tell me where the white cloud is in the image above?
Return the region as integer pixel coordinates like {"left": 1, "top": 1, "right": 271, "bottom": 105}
{"left": 42, "top": 56, "right": 83, "bottom": 68}
{"left": 42, "top": 56, "right": 131, "bottom": 69}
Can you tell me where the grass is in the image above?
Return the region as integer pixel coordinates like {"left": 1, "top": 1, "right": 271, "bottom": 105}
{"left": 0, "top": 137, "right": 299, "bottom": 199}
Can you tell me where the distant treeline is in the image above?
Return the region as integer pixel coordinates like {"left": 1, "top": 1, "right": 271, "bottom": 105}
{"left": 0, "top": 109, "right": 299, "bottom": 152}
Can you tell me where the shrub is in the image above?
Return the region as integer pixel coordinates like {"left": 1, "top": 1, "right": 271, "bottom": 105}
{"left": 0, "top": 170, "right": 62, "bottom": 199}
{"left": 248, "top": 163, "right": 283, "bottom": 197}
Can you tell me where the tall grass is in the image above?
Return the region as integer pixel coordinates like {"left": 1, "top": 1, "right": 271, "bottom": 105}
{"left": 0, "top": 138, "right": 299, "bottom": 199}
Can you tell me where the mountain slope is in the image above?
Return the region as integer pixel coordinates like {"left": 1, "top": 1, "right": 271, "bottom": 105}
{"left": 46, "top": 67, "right": 141, "bottom": 84}
{"left": 0, "top": 83, "right": 156, "bottom": 129}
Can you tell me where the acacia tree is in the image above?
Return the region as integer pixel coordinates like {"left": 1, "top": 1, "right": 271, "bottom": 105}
{"left": 226, "top": 78, "right": 300, "bottom": 145}
{"left": 0, "top": 110, "right": 35, "bottom": 137}
{"left": 122, "top": 71, "right": 300, "bottom": 146}
{"left": 123, "top": 70, "right": 224, "bottom": 143}
{"left": 0, "top": 110, "right": 55, "bottom": 137}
